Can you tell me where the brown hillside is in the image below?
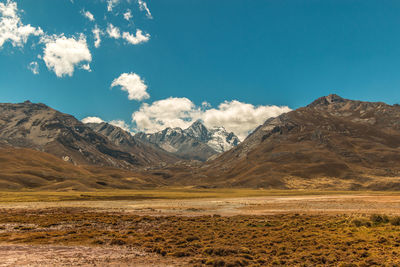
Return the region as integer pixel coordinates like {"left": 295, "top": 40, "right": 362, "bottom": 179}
{"left": 0, "top": 101, "right": 176, "bottom": 170}
{"left": 0, "top": 145, "right": 165, "bottom": 190}
{"left": 167, "top": 95, "right": 400, "bottom": 190}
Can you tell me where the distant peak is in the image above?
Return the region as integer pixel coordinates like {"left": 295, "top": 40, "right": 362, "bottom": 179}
{"left": 186, "top": 120, "right": 207, "bottom": 131}
{"left": 308, "top": 94, "right": 346, "bottom": 107}
{"left": 23, "top": 100, "right": 32, "bottom": 104}
{"left": 190, "top": 119, "right": 205, "bottom": 126}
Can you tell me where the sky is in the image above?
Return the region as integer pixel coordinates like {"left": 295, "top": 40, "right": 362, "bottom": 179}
{"left": 1, "top": 0, "right": 400, "bottom": 140}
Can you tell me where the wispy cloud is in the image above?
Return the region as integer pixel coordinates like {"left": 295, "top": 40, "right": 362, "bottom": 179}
{"left": 123, "top": 9, "right": 132, "bottom": 21}
{"left": 82, "top": 10, "right": 95, "bottom": 21}
{"left": 107, "top": 0, "right": 120, "bottom": 12}
{"left": 92, "top": 25, "right": 102, "bottom": 48}
{"left": 106, "top": 23, "right": 121, "bottom": 39}
{"left": 138, "top": 0, "right": 152, "bottom": 19}
{"left": 28, "top": 61, "right": 39, "bottom": 75}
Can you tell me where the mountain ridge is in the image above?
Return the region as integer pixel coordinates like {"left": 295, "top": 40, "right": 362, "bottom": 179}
{"left": 2, "top": 95, "right": 400, "bottom": 191}
{"left": 162, "top": 94, "right": 400, "bottom": 190}
{"left": 135, "top": 120, "right": 240, "bottom": 161}
{"left": 0, "top": 101, "right": 172, "bottom": 169}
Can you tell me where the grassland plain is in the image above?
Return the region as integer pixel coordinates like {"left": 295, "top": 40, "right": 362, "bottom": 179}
{"left": 1, "top": 190, "right": 400, "bottom": 266}
{"left": 1, "top": 208, "right": 400, "bottom": 266}
{"left": 0, "top": 188, "right": 397, "bottom": 202}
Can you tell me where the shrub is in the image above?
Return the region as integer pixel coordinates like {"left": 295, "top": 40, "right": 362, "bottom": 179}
{"left": 352, "top": 219, "right": 371, "bottom": 227}
{"left": 205, "top": 259, "right": 226, "bottom": 267}
{"left": 390, "top": 216, "right": 400, "bottom": 226}
{"left": 110, "top": 239, "right": 126, "bottom": 245}
{"left": 186, "top": 236, "right": 200, "bottom": 242}
{"left": 370, "top": 214, "right": 389, "bottom": 224}
{"left": 171, "top": 251, "right": 190, "bottom": 257}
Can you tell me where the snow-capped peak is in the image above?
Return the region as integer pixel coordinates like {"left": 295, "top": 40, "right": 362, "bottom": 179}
{"left": 184, "top": 120, "right": 240, "bottom": 153}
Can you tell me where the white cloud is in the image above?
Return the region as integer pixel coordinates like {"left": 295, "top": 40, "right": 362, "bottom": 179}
{"left": 107, "top": 25, "right": 150, "bottom": 45}
{"left": 111, "top": 72, "right": 149, "bottom": 101}
{"left": 106, "top": 23, "right": 120, "bottom": 39}
{"left": 82, "top": 116, "right": 104, "bottom": 124}
{"left": 107, "top": 0, "right": 120, "bottom": 12}
{"left": 92, "top": 25, "right": 102, "bottom": 48}
{"left": 82, "top": 10, "right": 94, "bottom": 21}
{"left": 123, "top": 9, "right": 132, "bottom": 21}
{"left": 0, "top": 1, "right": 43, "bottom": 48}
{"left": 122, "top": 29, "right": 150, "bottom": 45}
{"left": 138, "top": 0, "right": 152, "bottom": 19}
{"left": 41, "top": 34, "right": 92, "bottom": 77}
{"left": 131, "top": 98, "right": 291, "bottom": 140}
{"left": 202, "top": 101, "right": 292, "bottom": 140}
{"left": 28, "top": 61, "right": 39, "bottom": 74}
{"left": 80, "top": 63, "right": 91, "bottom": 72}
{"left": 109, "top": 119, "right": 132, "bottom": 133}
{"left": 132, "top": 97, "right": 200, "bottom": 133}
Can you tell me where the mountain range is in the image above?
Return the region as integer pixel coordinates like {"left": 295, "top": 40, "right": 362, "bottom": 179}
{"left": 135, "top": 120, "right": 240, "bottom": 161}
{"left": 1, "top": 95, "right": 400, "bottom": 190}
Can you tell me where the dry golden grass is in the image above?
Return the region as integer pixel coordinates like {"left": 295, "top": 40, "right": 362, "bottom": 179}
{"left": 0, "top": 188, "right": 398, "bottom": 202}
{"left": 1, "top": 208, "right": 400, "bottom": 266}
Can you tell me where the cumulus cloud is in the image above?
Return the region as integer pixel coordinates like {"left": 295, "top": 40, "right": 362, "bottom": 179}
{"left": 0, "top": 1, "right": 43, "bottom": 48}
{"left": 122, "top": 29, "right": 150, "bottom": 45}
{"left": 132, "top": 97, "right": 200, "bottom": 133}
{"left": 81, "top": 116, "right": 104, "bottom": 124}
{"left": 138, "top": 0, "right": 152, "bottom": 19}
{"left": 106, "top": 23, "right": 120, "bottom": 39}
{"left": 41, "top": 34, "right": 92, "bottom": 77}
{"left": 131, "top": 98, "right": 291, "bottom": 140}
{"left": 28, "top": 61, "right": 39, "bottom": 74}
{"left": 202, "top": 101, "right": 292, "bottom": 140}
{"left": 82, "top": 10, "right": 94, "bottom": 21}
{"left": 92, "top": 25, "right": 102, "bottom": 48}
{"left": 123, "top": 9, "right": 132, "bottom": 21}
{"left": 111, "top": 72, "right": 149, "bottom": 101}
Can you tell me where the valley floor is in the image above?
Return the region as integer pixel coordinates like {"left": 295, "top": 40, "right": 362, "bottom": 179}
{"left": 1, "top": 190, "right": 400, "bottom": 266}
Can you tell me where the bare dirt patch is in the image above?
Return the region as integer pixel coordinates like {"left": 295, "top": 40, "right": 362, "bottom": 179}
{"left": 1, "top": 194, "right": 400, "bottom": 215}
{"left": 0, "top": 244, "right": 184, "bottom": 267}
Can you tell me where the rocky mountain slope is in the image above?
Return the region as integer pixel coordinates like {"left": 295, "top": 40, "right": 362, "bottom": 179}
{"left": 135, "top": 120, "right": 240, "bottom": 161}
{"left": 165, "top": 95, "right": 400, "bottom": 190}
{"left": 85, "top": 122, "right": 180, "bottom": 166}
{"left": 0, "top": 101, "right": 175, "bottom": 169}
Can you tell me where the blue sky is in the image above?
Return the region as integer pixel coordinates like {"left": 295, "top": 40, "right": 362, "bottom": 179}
{"left": 1, "top": 0, "right": 400, "bottom": 139}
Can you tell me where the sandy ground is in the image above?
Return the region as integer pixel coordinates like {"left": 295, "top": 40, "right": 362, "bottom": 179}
{"left": 1, "top": 194, "right": 400, "bottom": 215}
{"left": 0, "top": 244, "right": 187, "bottom": 267}
{"left": 2, "top": 194, "right": 400, "bottom": 266}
